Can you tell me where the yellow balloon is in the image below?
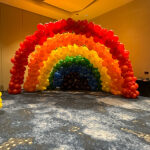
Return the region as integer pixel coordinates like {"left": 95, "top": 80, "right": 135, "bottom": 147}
{"left": 0, "top": 103, "right": 2, "bottom": 108}
{"left": 0, "top": 92, "right": 2, "bottom": 109}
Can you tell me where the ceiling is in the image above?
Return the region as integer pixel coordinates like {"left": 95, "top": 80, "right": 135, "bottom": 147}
{"left": 1, "top": 0, "right": 134, "bottom": 20}
{"left": 44, "top": 0, "right": 95, "bottom": 12}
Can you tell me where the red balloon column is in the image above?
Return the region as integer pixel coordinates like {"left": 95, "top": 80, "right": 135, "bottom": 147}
{"left": 8, "top": 18, "right": 139, "bottom": 98}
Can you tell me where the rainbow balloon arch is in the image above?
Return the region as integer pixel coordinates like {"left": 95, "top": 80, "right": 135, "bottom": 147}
{"left": 8, "top": 18, "right": 139, "bottom": 98}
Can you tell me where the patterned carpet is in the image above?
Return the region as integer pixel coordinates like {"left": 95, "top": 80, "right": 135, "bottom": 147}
{"left": 0, "top": 91, "right": 150, "bottom": 150}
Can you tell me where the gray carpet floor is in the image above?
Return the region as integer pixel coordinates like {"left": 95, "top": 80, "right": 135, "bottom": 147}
{"left": 0, "top": 91, "right": 150, "bottom": 150}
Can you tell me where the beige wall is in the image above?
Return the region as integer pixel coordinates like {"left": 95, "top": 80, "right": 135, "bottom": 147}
{"left": 0, "top": 3, "right": 55, "bottom": 90}
{"left": 91, "top": 0, "right": 150, "bottom": 79}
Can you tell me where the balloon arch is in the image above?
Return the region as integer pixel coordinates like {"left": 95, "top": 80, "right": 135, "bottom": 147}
{"left": 8, "top": 18, "right": 139, "bottom": 98}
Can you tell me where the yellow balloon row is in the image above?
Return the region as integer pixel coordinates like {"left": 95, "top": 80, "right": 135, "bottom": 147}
{"left": 0, "top": 92, "right": 2, "bottom": 108}
{"left": 37, "top": 44, "right": 111, "bottom": 92}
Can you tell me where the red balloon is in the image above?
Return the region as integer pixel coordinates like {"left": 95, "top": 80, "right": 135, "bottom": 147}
{"left": 8, "top": 88, "right": 13, "bottom": 94}
{"left": 136, "top": 90, "right": 139, "bottom": 96}
{"left": 135, "top": 83, "right": 139, "bottom": 89}
{"left": 19, "top": 80, "right": 24, "bottom": 84}
{"left": 37, "top": 23, "right": 44, "bottom": 30}
{"left": 125, "top": 71, "right": 134, "bottom": 77}
{"left": 86, "top": 32, "right": 91, "bottom": 38}
{"left": 15, "top": 84, "right": 21, "bottom": 89}
{"left": 133, "top": 77, "right": 137, "bottom": 81}
{"left": 131, "top": 85, "right": 136, "bottom": 91}
{"left": 10, "top": 68, "right": 14, "bottom": 74}
{"left": 11, "top": 57, "right": 15, "bottom": 63}
{"left": 112, "top": 35, "right": 119, "bottom": 42}
{"left": 12, "top": 89, "right": 20, "bottom": 94}
{"left": 94, "top": 36, "right": 99, "bottom": 43}
{"left": 124, "top": 50, "right": 129, "bottom": 58}
{"left": 122, "top": 88, "right": 128, "bottom": 94}
{"left": 126, "top": 77, "right": 133, "bottom": 82}
{"left": 9, "top": 82, "right": 15, "bottom": 89}
{"left": 132, "top": 94, "right": 137, "bottom": 99}
{"left": 117, "top": 43, "right": 125, "bottom": 53}
{"left": 122, "top": 65, "right": 128, "bottom": 72}
{"left": 107, "top": 30, "right": 114, "bottom": 38}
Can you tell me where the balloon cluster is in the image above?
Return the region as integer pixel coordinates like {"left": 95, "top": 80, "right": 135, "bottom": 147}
{"left": 36, "top": 45, "right": 111, "bottom": 92}
{"left": 0, "top": 92, "right": 2, "bottom": 108}
{"left": 53, "top": 68, "right": 97, "bottom": 91}
{"left": 24, "top": 33, "right": 122, "bottom": 94}
{"left": 8, "top": 18, "right": 139, "bottom": 98}
{"left": 60, "top": 72, "right": 90, "bottom": 91}
{"left": 48, "top": 56, "right": 101, "bottom": 91}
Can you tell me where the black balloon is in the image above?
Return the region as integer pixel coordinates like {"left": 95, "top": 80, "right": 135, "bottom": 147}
{"left": 61, "top": 72, "right": 90, "bottom": 91}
